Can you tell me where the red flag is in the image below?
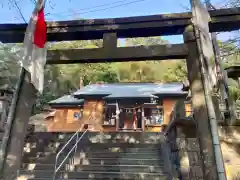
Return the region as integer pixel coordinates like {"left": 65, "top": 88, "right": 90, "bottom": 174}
{"left": 33, "top": 8, "right": 47, "bottom": 48}
{"left": 22, "top": 0, "right": 47, "bottom": 93}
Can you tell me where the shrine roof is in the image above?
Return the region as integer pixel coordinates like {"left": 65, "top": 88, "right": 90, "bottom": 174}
{"left": 48, "top": 82, "right": 187, "bottom": 106}
{"left": 73, "top": 82, "right": 187, "bottom": 98}
{"left": 48, "top": 95, "right": 84, "bottom": 106}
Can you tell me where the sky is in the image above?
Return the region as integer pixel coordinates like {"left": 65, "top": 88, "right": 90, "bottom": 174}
{"left": 0, "top": 0, "right": 237, "bottom": 43}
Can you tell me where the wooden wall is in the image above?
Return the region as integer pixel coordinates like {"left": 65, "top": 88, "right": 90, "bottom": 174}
{"left": 47, "top": 98, "right": 186, "bottom": 132}
{"left": 48, "top": 100, "right": 105, "bottom": 132}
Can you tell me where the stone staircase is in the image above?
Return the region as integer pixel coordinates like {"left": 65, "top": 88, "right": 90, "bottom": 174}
{"left": 18, "top": 132, "right": 171, "bottom": 180}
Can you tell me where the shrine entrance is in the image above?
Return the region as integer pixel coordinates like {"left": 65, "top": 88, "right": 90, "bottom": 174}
{"left": 118, "top": 107, "right": 143, "bottom": 131}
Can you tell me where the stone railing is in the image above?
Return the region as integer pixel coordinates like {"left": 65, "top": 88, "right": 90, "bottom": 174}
{"left": 163, "top": 100, "right": 203, "bottom": 180}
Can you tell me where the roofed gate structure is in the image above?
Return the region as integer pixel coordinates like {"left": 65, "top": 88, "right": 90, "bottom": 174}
{"left": 1, "top": 0, "right": 240, "bottom": 179}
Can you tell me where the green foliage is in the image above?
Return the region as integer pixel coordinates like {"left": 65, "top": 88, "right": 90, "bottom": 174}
{"left": 163, "top": 61, "right": 187, "bottom": 82}
{"left": 219, "top": 39, "right": 240, "bottom": 101}
{"left": 0, "top": 44, "right": 21, "bottom": 90}
{"left": 125, "top": 37, "right": 168, "bottom": 46}
{"left": 0, "top": 37, "right": 188, "bottom": 113}
{"left": 3, "top": 36, "right": 240, "bottom": 114}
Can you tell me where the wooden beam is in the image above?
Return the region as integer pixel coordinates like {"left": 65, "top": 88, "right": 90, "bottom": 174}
{"left": 1, "top": 7, "right": 240, "bottom": 43}
{"left": 47, "top": 44, "right": 187, "bottom": 64}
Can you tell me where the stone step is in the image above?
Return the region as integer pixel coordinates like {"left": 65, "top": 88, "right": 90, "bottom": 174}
{"left": 24, "top": 133, "right": 72, "bottom": 143}
{"left": 76, "top": 152, "right": 163, "bottom": 159}
{"left": 80, "top": 143, "right": 162, "bottom": 149}
{"left": 21, "top": 163, "right": 165, "bottom": 173}
{"left": 23, "top": 155, "right": 165, "bottom": 167}
{"left": 19, "top": 170, "right": 168, "bottom": 179}
{"left": 21, "top": 163, "right": 55, "bottom": 171}
{"left": 67, "top": 171, "right": 167, "bottom": 180}
{"left": 22, "top": 147, "right": 164, "bottom": 160}
{"left": 23, "top": 141, "right": 75, "bottom": 154}
{"left": 22, "top": 155, "right": 67, "bottom": 164}
{"left": 23, "top": 157, "right": 165, "bottom": 167}
{"left": 75, "top": 144, "right": 163, "bottom": 152}
{"left": 24, "top": 151, "right": 163, "bottom": 159}
{"left": 23, "top": 147, "right": 162, "bottom": 159}
{"left": 23, "top": 143, "right": 162, "bottom": 157}
{"left": 81, "top": 135, "right": 164, "bottom": 144}
{"left": 73, "top": 157, "right": 165, "bottom": 166}
{"left": 23, "top": 147, "right": 162, "bottom": 158}
{"left": 81, "top": 146, "right": 162, "bottom": 153}
{"left": 84, "top": 132, "right": 164, "bottom": 140}
{"left": 26, "top": 177, "right": 168, "bottom": 180}
{"left": 19, "top": 132, "right": 168, "bottom": 180}
{"left": 73, "top": 164, "right": 166, "bottom": 173}
{"left": 25, "top": 132, "right": 164, "bottom": 143}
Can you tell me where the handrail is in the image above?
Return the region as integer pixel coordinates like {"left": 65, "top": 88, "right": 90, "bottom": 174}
{"left": 52, "top": 117, "right": 91, "bottom": 180}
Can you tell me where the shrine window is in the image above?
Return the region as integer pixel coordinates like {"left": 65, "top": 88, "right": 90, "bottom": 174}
{"left": 144, "top": 107, "right": 164, "bottom": 125}
{"left": 103, "top": 106, "right": 116, "bottom": 125}
{"left": 73, "top": 109, "right": 83, "bottom": 121}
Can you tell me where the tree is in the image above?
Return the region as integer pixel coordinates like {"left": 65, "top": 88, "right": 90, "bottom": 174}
{"left": 125, "top": 36, "right": 168, "bottom": 46}
{"left": 0, "top": 43, "right": 21, "bottom": 90}
{"left": 162, "top": 61, "right": 187, "bottom": 82}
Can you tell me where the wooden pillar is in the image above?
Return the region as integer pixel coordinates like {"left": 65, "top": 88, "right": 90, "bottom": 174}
{"left": 116, "top": 102, "right": 119, "bottom": 131}
{"left": 183, "top": 25, "right": 217, "bottom": 179}
{"left": 2, "top": 70, "right": 37, "bottom": 180}
{"left": 142, "top": 108, "right": 145, "bottom": 131}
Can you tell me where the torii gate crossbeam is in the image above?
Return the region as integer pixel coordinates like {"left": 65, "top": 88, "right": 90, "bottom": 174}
{"left": 0, "top": 7, "right": 240, "bottom": 43}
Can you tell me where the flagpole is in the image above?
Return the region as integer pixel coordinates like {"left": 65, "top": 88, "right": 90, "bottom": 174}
{"left": 0, "top": 44, "right": 30, "bottom": 176}
{"left": 1, "top": 67, "right": 38, "bottom": 179}
{"left": 0, "top": 67, "right": 28, "bottom": 177}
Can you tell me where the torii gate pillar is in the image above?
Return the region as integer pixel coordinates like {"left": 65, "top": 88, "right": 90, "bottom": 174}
{"left": 184, "top": 25, "right": 226, "bottom": 180}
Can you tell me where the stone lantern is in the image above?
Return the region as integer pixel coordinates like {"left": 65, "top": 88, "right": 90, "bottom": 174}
{"left": 0, "top": 85, "right": 13, "bottom": 131}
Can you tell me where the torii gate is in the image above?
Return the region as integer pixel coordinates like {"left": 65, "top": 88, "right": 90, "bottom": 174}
{"left": 1, "top": 0, "right": 240, "bottom": 179}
